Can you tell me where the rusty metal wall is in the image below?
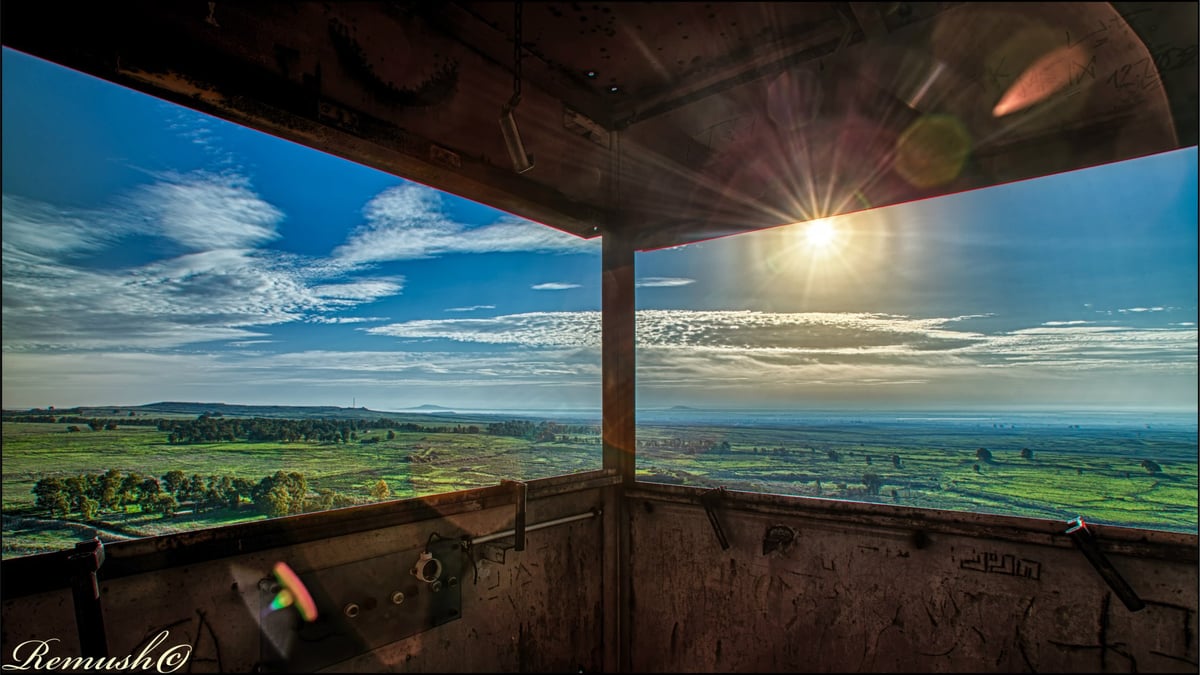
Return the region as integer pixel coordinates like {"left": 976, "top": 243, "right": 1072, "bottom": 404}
{"left": 628, "top": 485, "right": 1198, "bottom": 673}
{"left": 1, "top": 486, "right": 614, "bottom": 673}
{"left": 4, "top": 479, "right": 1196, "bottom": 672}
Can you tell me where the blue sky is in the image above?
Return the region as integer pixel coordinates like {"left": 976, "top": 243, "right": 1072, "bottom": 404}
{"left": 3, "top": 48, "right": 1197, "bottom": 412}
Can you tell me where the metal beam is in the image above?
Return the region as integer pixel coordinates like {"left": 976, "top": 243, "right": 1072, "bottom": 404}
{"left": 602, "top": 231, "right": 636, "bottom": 483}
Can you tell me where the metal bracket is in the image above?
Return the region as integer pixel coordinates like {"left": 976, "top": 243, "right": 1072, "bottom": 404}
{"left": 480, "top": 542, "right": 513, "bottom": 565}
{"left": 700, "top": 487, "right": 731, "bottom": 550}
{"left": 1065, "top": 516, "right": 1145, "bottom": 612}
{"left": 501, "top": 479, "right": 528, "bottom": 552}
{"left": 68, "top": 538, "right": 109, "bottom": 657}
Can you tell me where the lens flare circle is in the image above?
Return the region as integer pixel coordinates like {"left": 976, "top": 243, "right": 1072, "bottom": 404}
{"left": 272, "top": 561, "right": 318, "bottom": 622}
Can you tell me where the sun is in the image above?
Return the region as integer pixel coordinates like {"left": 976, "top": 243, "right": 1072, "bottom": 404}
{"left": 803, "top": 219, "right": 838, "bottom": 252}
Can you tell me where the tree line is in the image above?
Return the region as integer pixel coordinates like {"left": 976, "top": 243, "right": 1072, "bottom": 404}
{"left": 31, "top": 469, "right": 393, "bottom": 521}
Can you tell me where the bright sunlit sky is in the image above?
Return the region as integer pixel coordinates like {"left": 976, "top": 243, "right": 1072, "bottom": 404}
{"left": 3, "top": 48, "right": 1197, "bottom": 412}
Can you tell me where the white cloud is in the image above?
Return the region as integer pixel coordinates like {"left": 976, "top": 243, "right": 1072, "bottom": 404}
{"left": 365, "top": 310, "right": 1197, "bottom": 378}
{"left": 124, "top": 170, "right": 284, "bottom": 250}
{"left": 306, "top": 316, "right": 389, "bottom": 325}
{"left": 446, "top": 305, "right": 496, "bottom": 312}
{"left": 2, "top": 184, "right": 403, "bottom": 351}
{"left": 636, "top": 277, "right": 696, "bottom": 288}
{"left": 333, "top": 184, "right": 597, "bottom": 262}
{"left": 367, "top": 312, "right": 601, "bottom": 347}
{"left": 532, "top": 282, "right": 581, "bottom": 291}
{"left": 1118, "top": 306, "right": 1166, "bottom": 313}
{"left": 1, "top": 195, "right": 119, "bottom": 256}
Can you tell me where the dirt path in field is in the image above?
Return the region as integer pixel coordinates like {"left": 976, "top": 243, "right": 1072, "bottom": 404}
{"left": 3, "top": 513, "right": 143, "bottom": 543}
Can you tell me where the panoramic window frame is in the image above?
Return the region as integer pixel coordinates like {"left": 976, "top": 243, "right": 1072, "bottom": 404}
{"left": 1, "top": 48, "right": 606, "bottom": 560}
{"left": 629, "top": 148, "right": 1198, "bottom": 536}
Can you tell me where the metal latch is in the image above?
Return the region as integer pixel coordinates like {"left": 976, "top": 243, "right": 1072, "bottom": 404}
{"left": 68, "top": 538, "right": 109, "bottom": 657}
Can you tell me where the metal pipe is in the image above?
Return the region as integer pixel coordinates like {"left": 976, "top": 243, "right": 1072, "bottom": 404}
{"left": 470, "top": 509, "right": 599, "bottom": 546}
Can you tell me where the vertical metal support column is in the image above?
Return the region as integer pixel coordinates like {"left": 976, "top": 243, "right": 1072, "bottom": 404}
{"left": 602, "top": 231, "right": 636, "bottom": 483}
{"left": 602, "top": 230, "right": 635, "bottom": 672}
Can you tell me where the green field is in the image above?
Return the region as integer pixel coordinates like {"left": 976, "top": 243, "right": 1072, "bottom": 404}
{"left": 634, "top": 417, "right": 1198, "bottom": 532}
{"left": 1, "top": 421, "right": 598, "bottom": 558}
{"left": 3, "top": 412, "right": 1196, "bottom": 559}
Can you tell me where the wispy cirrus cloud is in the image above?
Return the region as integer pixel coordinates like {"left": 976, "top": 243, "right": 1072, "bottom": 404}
{"left": 365, "top": 310, "right": 1197, "bottom": 376}
{"left": 333, "top": 184, "right": 597, "bottom": 263}
{"left": 636, "top": 277, "right": 696, "bottom": 288}
{"left": 124, "top": 170, "right": 284, "bottom": 251}
{"left": 306, "top": 316, "right": 390, "bottom": 325}
{"left": 532, "top": 282, "right": 581, "bottom": 291}
{"left": 1, "top": 195, "right": 119, "bottom": 256}
{"left": 2, "top": 174, "right": 404, "bottom": 351}
{"left": 446, "top": 305, "right": 496, "bottom": 313}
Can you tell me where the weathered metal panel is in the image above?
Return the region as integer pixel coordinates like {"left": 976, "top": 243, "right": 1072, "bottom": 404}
{"left": 0, "top": 488, "right": 608, "bottom": 673}
{"left": 629, "top": 488, "right": 1198, "bottom": 673}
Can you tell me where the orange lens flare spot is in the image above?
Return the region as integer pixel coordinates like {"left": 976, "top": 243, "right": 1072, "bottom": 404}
{"left": 993, "top": 44, "right": 1090, "bottom": 118}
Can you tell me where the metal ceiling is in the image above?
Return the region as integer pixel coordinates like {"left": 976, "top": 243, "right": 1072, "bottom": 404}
{"left": 2, "top": 1, "right": 1196, "bottom": 250}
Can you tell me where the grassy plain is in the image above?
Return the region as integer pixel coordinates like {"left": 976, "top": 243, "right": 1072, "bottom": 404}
{"left": 635, "top": 418, "right": 1198, "bottom": 531}
{"left": 3, "top": 413, "right": 1196, "bottom": 558}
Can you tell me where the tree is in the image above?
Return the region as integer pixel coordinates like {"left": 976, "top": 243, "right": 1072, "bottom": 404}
{"left": 973, "top": 463, "right": 981, "bottom": 473}
{"left": 119, "top": 473, "right": 146, "bottom": 508}
{"left": 369, "top": 479, "right": 391, "bottom": 501}
{"left": 231, "top": 478, "right": 254, "bottom": 509}
{"left": 162, "top": 470, "right": 187, "bottom": 497}
{"left": 140, "top": 477, "right": 162, "bottom": 498}
{"left": 891, "top": 454, "right": 902, "bottom": 469}
{"left": 253, "top": 471, "right": 307, "bottom": 516}
{"left": 78, "top": 496, "right": 99, "bottom": 521}
{"left": 63, "top": 476, "right": 86, "bottom": 507}
{"left": 975, "top": 447, "right": 993, "bottom": 463}
{"left": 1140, "top": 459, "right": 1162, "bottom": 474}
{"left": 318, "top": 488, "right": 337, "bottom": 511}
{"left": 33, "top": 477, "right": 68, "bottom": 516}
{"left": 1020, "top": 447, "right": 1034, "bottom": 460}
{"left": 148, "top": 493, "right": 178, "bottom": 517}
{"left": 262, "top": 485, "right": 291, "bottom": 517}
{"left": 827, "top": 449, "right": 841, "bottom": 462}
{"left": 862, "top": 472, "right": 883, "bottom": 496}
{"left": 99, "top": 469, "right": 122, "bottom": 510}
{"left": 386, "top": 429, "right": 396, "bottom": 441}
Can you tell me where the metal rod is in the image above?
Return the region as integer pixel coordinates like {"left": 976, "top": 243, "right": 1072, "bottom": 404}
{"left": 1066, "top": 517, "right": 1145, "bottom": 612}
{"left": 470, "top": 509, "right": 599, "bottom": 546}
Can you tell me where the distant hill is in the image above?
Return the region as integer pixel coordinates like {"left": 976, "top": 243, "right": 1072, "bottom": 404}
{"left": 3, "top": 401, "right": 552, "bottom": 425}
